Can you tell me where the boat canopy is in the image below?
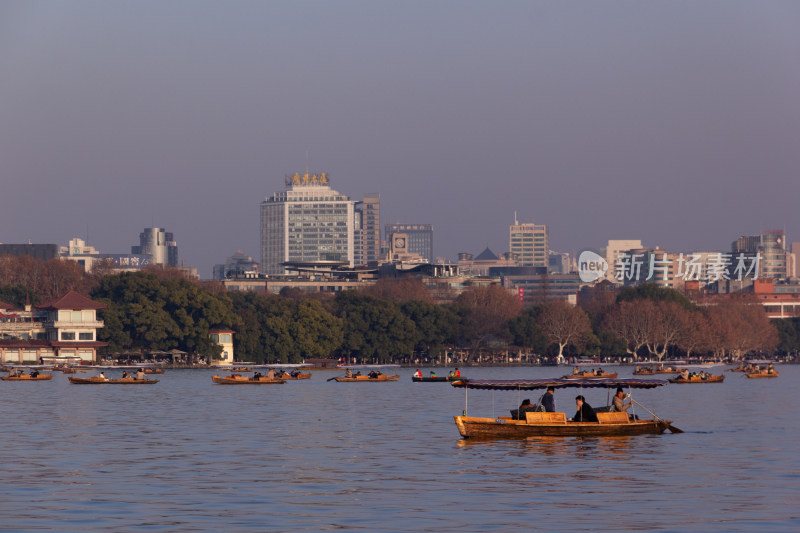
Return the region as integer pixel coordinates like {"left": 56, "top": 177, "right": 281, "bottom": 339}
{"left": 450, "top": 378, "right": 666, "bottom": 391}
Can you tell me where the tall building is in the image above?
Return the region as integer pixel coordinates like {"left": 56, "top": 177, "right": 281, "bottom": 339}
{"left": 260, "top": 172, "right": 355, "bottom": 275}
{"left": 385, "top": 223, "right": 433, "bottom": 262}
{"left": 354, "top": 194, "right": 381, "bottom": 266}
{"left": 131, "top": 228, "right": 178, "bottom": 267}
{"left": 212, "top": 251, "right": 260, "bottom": 280}
{"left": 603, "top": 239, "right": 643, "bottom": 283}
{"left": 509, "top": 217, "right": 548, "bottom": 269}
{"left": 732, "top": 230, "right": 788, "bottom": 279}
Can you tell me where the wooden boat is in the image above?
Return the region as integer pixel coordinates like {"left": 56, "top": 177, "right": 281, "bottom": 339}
{"left": 142, "top": 367, "right": 165, "bottom": 374}
{"left": 212, "top": 374, "right": 285, "bottom": 384}
{"left": 52, "top": 365, "right": 77, "bottom": 374}
{"left": 334, "top": 374, "right": 400, "bottom": 382}
{"left": 667, "top": 375, "right": 724, "bottom": 384}
{"left": 745, "top": 371, "right": 779, "bottom": 379}
{"left": 562, "top": 371, "right": 618, "bottom": 379}
{"left": 451, "top": 378, "right": 679, "bottom": 439}
{"left": 1, "top": 373, "right": 53, "bottom": 381}
{"left": 412, "top": 375, "right": 462, "bottom": 382}
{"left": 635, "top": 367, "right": 686, "bottom": 375}
{"left": 68, "top": 376, "right": 159, "bottom": 384}
{"left": 276, "top": 372, "right": 312, "bottom": 380}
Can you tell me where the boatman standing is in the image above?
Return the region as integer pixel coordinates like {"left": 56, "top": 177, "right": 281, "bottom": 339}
{"left": 542, "top": 386, "right": 556, "bottom": 412}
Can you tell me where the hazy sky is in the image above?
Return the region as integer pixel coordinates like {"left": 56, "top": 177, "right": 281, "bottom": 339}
{"left": 2, "top": 1, "right": 799, "bottom": 277}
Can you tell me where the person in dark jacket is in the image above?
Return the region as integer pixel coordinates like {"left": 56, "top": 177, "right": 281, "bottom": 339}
{"left": 542, "top": 386, "right": 556, "bottom": 412}
{"left": 571, "top": 395, "right": 598, "bottom": 422}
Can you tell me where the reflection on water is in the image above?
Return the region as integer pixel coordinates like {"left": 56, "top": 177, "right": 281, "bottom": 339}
{"left": 0, "top": 366, "right": 798, "bottom": 531}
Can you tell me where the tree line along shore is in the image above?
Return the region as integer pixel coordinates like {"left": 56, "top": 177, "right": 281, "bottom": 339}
{"left": 1, "top": 255, "right": 797, "bottom": 365}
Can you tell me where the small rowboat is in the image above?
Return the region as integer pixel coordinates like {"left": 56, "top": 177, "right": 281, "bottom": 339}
{"left": 142, "top": 368, "right": 165, "bottom": 374}
{"left": 745, "top": 371, "right": 779, "bottom": 379}
{"left": 1, "top": 374, "right": 53, "bottom": 381}
{"left": 634, "top": 367, "right": 686, "bottom": 375}
{"left": 334, "top": 374, "right": 400, "bottom": 382}
{"left": 412, "top": 375, "right": 462, "bottom": 382}
{"left": 212, "top": 375, "right": 285, "bottom": 385}
{"left": 668, "top": 375, "right": 724, "bottom": 384}
{"left": 563, "top": 371, "right": 618, "bottom": 380}
{"left": 68, "top": 376, "right": 159, "bottom": 385}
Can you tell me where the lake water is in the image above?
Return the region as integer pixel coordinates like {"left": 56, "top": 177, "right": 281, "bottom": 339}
{"left": 1, "top": 365, "right": 798, "bottom": 532}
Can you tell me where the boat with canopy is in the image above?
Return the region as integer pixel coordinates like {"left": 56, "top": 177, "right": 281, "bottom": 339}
{"left": 451, "top": 378, "right": 679, "bottom": 438}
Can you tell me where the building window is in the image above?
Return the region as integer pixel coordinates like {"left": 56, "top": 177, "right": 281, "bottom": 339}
{"left": 61, "top": 332, "right": 76, "bottom": 340}
{"left": 79, "top": 332, "right": 93, "bottom": 341}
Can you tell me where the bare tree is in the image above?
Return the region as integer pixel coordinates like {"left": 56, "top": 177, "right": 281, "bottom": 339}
{"left": 537, "top": 300, "right": 593, "bottom": 361}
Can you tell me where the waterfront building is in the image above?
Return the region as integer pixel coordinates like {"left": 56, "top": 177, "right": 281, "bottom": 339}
{"left": 509, "top": 217, "right": 549, "bottom": 269}
{"left": 209, "top": 328, "right": 234, "bottom": 365}
{"left": 0, "top": 290, "right": 107, "bottom": 364}
{"left": 385, "top": 223, "right": 434, "bottom": 263}
{"left": 131, "top": 228, "right": 179, "bottom": 267}
{"left": 260, "top": 173, "right": 355, "bottom": 275}
{"left": 60, "top": 237, "right": 153, "bottom": 273}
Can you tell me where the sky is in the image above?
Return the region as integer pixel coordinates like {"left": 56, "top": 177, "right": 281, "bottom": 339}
{"left": 2, "top": 1, "right": 799, "bottom": 278}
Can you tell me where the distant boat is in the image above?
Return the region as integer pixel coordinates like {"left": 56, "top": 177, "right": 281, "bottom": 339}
{"left": 69, "top": 376, "right": 158, "bottom": 385}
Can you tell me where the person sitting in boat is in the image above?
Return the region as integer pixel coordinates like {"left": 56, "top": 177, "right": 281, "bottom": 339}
{"left": 290, "top": 369, "right": 299, "bottom": 378}
{"left": 430, "top": 370, "right": 437, "bottom": 377}
{"left": 449, "top": 370, "right": 455, "bottom": 378}
{"left": 121, "top": 371, "right": 129, "bottom": 379}
{"left": 572, "top": 366, "right": 580, "bottom": 375}
{"left": 767, "top": 364, "right": 774, "bottom": 374}
{"left": 542, "top": 386, "right": 556, "bottom": 412}
{"left": 413, "top": 369, "right": 422, "bottom": 378}
{"left": 355, "top": 370, "right": 361, "bottom": 376}
{"left": 612, "top": 388, "right": 632, "bottom": 415}
{"left": 345, "top": 368, "right": 353, "bottom": 378}
{"left": 680, "top": 369, "right": 690, "bottom": 380}
{"left": 98, "top": 372, "right": 108, "bottom": 381}
{"left": 571, "top": 395, "right": 598, "bottom": 422}
{"left": 30, "top": 369, "right": 39, "bottom": 378}
{"left": 266, "top": 369, "right": 275, "bottom": 379}
{"left": 135, "top": 369, "right": 146, "bottom": 380}
{"left": 454, "top": 368, "right": 461, "bottom": 377}
{"left": 252, "top": 371, "right": 263, "bottom": 380}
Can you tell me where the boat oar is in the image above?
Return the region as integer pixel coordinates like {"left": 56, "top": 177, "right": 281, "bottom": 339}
{"left": 631, "top": 398, "right": 683, "bottom": 433}
{"left": 326, "top": 376, "right": 339, "bottom": 382}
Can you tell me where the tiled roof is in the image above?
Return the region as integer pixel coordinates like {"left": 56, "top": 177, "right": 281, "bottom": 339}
{"left": 0, "top": 300, "right": 15, "bottom": 310}
{"left": 37, "top": 290, "right": 106, "bottom": 310}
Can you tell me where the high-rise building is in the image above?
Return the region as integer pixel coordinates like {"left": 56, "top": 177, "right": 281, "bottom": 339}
{"left": 732, "top": 230, "right": 788, "bottom": 279}
{"left": 603, "top": 239, "right": 643, "bottom": 283}
{"left": 260, "top": 172, "right": 355, "bottom": 275}
{"left": 385, "top": 223, "right": 433, "bottom": 262}
{"left": 354, "top": 194, "right": 380, "bottom": 266}
{"left": 131, "top": 228, "right": 178, "bottom": 267}
{"left": 509, "top": 217, "right": 548, "bottom": 269}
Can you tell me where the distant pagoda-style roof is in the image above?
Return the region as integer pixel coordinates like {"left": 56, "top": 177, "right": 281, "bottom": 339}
{"left": 37, "top": 290, "right": 107, "bottom": 310}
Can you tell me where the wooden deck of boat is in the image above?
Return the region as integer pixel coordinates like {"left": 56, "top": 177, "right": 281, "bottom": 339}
{"left": 745, "top": 372, "right": 779, "bottom": 378}
{"left": 211, "top": 375, "right": 285, "bottom": 384}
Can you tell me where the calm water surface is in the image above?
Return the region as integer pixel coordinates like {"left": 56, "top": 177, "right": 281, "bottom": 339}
{"left": 1, "top": 366, "right": 798, "bottom": 532}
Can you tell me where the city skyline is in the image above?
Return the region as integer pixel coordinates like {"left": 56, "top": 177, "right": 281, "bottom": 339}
{"left": 2, "top": 2, "right": 799, "bottom": 277}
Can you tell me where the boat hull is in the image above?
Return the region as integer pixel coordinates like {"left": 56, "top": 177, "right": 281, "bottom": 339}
{"left": 563, "top": 372, "right": 618, "bottom": 380}
{"left": 212, "top": 375, "right": 285, "bottom": 384}
{"left": 745, "top": 372, "right": 779, "bottom": 379}
{"left": 278, "top": 373, "right": 312, "bottom": 380}
{"left": 668, "top": 376, "right": 724, "bottom": 384}
{"left": 68, "top": 377, "right": 159, "bottom": 384}
{"left": 334, "top": 375, "right": 400, "bottom": 382}
{"left": 1, "top": 375, "right": 53, "bottom": 381}
{"left": 454, "top": 415, "right": 669, "bottom": 439}
{"left": 412, "top": 376, "right": 459, "bottom": 382}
